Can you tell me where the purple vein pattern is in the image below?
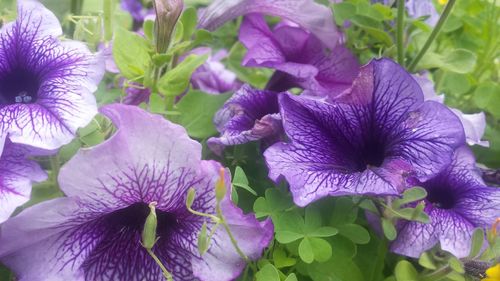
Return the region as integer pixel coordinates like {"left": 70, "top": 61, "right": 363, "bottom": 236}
{"left": 264, "top": 59, "right": 466, "bottom": 207}
{"left": 391, "top": 146, "right": 500, "bottom": 258}
{"left": 0, "top": 0, "right": 103, "bottom": 153}
{"left": 0, "top": 104, "right": 273, "bottom": 281}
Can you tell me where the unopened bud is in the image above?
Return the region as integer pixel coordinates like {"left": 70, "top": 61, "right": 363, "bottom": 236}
{"left": 215, "top": 168, "right": 226, "bottom": 202}
{"left": 153, "top": 0, "right": 184, "bottom": 53}
{"left": 186, "top": 187, "right": 196, "bottom": 209}
{"left": 197, "top": 221, "right": 209, "bottom": 255}
{"left": 141, "top": 202, "right": 158, "bottom": 250}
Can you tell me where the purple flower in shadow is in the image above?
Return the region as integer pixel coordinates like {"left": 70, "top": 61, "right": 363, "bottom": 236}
{"left": 0, "top": 104, "right": 273, "bottom": 281}
{"left": 239, "top": 14, "right": 359, "bottom": 99}
{"left": 391, "top": 146, "right": 500, "bottom": 258}
{"left": 264, "top": 59, "right": 465, "bottom": 207}
{"left": 0, "top": 0, "right": 104, "bottom": 153}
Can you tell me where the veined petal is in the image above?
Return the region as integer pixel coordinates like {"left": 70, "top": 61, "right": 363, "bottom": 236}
{"left": 198, "top": 0, "right": 339, "bottom": 49}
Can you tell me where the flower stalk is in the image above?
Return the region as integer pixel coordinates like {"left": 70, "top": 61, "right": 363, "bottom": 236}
{"left": 396, "top": 0, "right": 405, "bottom": 65}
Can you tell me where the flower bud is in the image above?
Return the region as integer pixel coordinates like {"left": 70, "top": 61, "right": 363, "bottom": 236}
{"left": 215, "top": 168, "right": 226, "bottom": 202}
{"left": 141, "top": 202, "right": 158, "bottom": 250}
{"left": 152, "top": 0, "right": 184, "bottom": 53}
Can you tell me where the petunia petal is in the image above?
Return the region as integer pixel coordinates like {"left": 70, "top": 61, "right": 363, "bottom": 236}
{"left": 198, "top": 0, "right": 339, "bottom": 49}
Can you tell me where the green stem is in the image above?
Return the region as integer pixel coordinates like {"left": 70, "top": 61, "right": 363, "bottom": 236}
{"left": 146, "top": 248, "right": 174, "bottom": 281}
{"left": 103, "top": 0, "right": 113, "bottom": 42}
{"left": 396, "top": 0, "right": 405, "bottom": 65}
{"left": 49, "top": 155, "right": 61, "bottom": 186}
{"left": 408, "top": 0, "right": 457, "bottom": 72}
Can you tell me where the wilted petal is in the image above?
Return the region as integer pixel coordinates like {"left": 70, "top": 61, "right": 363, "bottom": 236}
{"left": 198, "top": 0, "right": 339, "bottom": 49}
{"left": 208, "top": 84, "right": 282, "bottom": 155}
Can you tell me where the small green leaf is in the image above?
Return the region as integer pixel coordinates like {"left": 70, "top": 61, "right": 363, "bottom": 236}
{"left": 419, "top": 49, "right": 477, "bottom": 74}
{"left": 338, "top": 224, "right": 370, "bottom": 244}
{"left": 273, "top": 248, "right": 296, "bottom": 269}
{"left": 113, "top": 27, "right": 152, "bottom": 80}
{"left": 394, "top": 187, "right": 427, "bottom": 207}
{"left": 468, "top": 228, "right": 484, "bottom": 258}
{"left": 448, "top": 256, "right": 464, "bottom": 274}
{"left": 276, "top": 231, "right": 304, "bottom": 244}
{"left": 232, "top": 166, "right": 257, "bottom": 196}
{"left": 179, "top": 7, "right": 197, "bottom": 41}
{"left": 418, "top": 252, "right": 436, "bottom": 270}
{"left": 309, "top": 237, "right": 332, "bottom": 262}
{"left": 157, "top": 54, "right": 208, "bottom": 97}
{"left": 255, "top": 264, "right": 280, "bottom": 281}
{"left": 197, "top": 221, "right": 209, "bottom": 255}
{"left": 298, "top": 238, "right": 314, "bottom": 264}
{"left": 394, "top": 260, "right": 418, "bottom": 281}
{"left": 252, "top": 189, "right": 294, "bottom": 219}
{"left": 382, "top": 218, "right": 397, "bottom": 241}
{"left": 284, "top": 273, "right": 298, "bottom": 281}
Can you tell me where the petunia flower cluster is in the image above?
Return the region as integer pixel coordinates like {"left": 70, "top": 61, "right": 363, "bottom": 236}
{"left": 0, "top": 0, "right": 498, "bottom": 280}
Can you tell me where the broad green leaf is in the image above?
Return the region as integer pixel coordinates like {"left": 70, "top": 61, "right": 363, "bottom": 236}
{"left": 448, "top": 256, "right": 464, "bottom": 274}
{"left": 332, "top": 2, "right": 356, "bottom": 25}
{"left": 179, "top": 7, "right": 197, "bottom": 41}
{"left": 394, "top": 260, "right": 418, "bottom": 281}
{"left": 304, "top": 206, "right": 322, "bottom": 232}
{"left": 418, "top": 252, "right": 437, "bottom": 270}
{"left": 174, "top": 90, "right": 231, "bottom": 138}
{"left": 307, "top": 257, "right": 364, "bottom": 281}
{"left": 276, "top": 231, "right": 304, "bottom": 244}
{"left": 473, "top": 82, "right": 500, "bottom": 118}
{"left": 308, "top": 227, "right": 339, "bottom": 238}
{"left": 255, "top": 264, "right": 280, "bottom": 281}
{"left": 284, "top": 273, "right": 298, "bottom": 281}
{"left": 298, "top": 238, "right": 314, "bottom": 263}
{"left": 331, "top": 197, "right": 358, "bottom": 225}
{"left": 338, "top": 224, "right": 370, "bottom": 244}
{"left": 309, "top": 238, "right": 332, "bottom": 262}
{"left": 419, "top": 49, "right": 477, "bottom": 74}
{"left": 113, "top": 27, "right": 151, "bottom": 80}
{"left": 253, "top": 189, "right": 294, "bottom": 219}
{"left": 157, "top": 54, "right": 208, "bottom": 97}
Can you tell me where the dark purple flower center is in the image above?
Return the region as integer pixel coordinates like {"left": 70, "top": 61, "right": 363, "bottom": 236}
{"left": 424, "top": 184, "right": 457, "bottom": 209}
{"left": 103, "top": 202, "right": 178, "bottom": 238}
{"left": 0, "top": 67, "right": 40, "bottom": 106}
{"left": 356, "top": 139, "right": 386, "bottom": 170}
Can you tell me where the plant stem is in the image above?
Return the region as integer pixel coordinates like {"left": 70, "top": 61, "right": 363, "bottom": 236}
{"left": 49, "top": 155, "right": 61, "bottom": 187}
{"left": 420, "top": 266, "right": 452, "bottom": 281}
{"left": 146, "top": 248, "right": 174, "bottom": 281}
{"left": 396, "top": 0, "right": 405, "bottom": 65}
{"left": 103, "top": 0, "right": 114, "bottom": 42}
{"left": 408, "top": 0, "right": 457, "bottom": 72}
{"left": 69, "top": 0, "right": 84, "bottom": 35}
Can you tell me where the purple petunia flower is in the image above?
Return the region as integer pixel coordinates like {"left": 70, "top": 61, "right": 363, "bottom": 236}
{"left": 188, "top": 47, "right": 241, "bottom": 94}
{"left": 0, "top": 0, "right": 104, "bottom": 153}
{"left": 0, "top": 141, "right": 46, "bottom": 223}
{"left": 414, "top": 72, "right": 489, "bottom": 147}
{"left": 0, "top": 104, "right": 273, "bottom": 281}
{"left": 391, "top": 146, "right": 500, "bottom": 258}
{"left": 264, "top": 59, "right": 466, "bottom": 207}
{"left": 207, "top": 84, "right": 282, "bottom": 155}
{"left": 198, "top": 0, "right": 340, "bottom": 49}
{"left": 239, "top": 14, "right": 359, "bottom": 98}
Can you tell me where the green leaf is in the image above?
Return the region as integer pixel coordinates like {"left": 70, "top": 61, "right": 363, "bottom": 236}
{"left": 468, "top": 228, "right": 484, "bottom": 258}
{"left": 174, "top": 90, "right": 231, "bottom": 138}
{"left": 394, "top": 187, "right": 428, "bottom": 207}
{"left": 332, "top": 2, "right": 356, "bottom": 25}
{"left": 308, "top": 227, "right": 339, "bottom": 238}
{"left": 232, "top": 166, "right": 257, "bottom": 196}
{"left": 304, "top": 206, "right": 322, "bottom": 232}
{"left": 338, "top": 224, "right": 370, "bottom": 244}
{"left": 273, "top": 248, "right": 296, "bottom": 269}
{"left": 157, "top": 54, "right": 208, "bottom": 97}
{"left": 350, "top": 15, "right": 393, "bottom": 46}
{"left": 179, "top": 7, "right": 197, "bottom": 41}
{"left": 307, "top": 257, "right": 364, "bottom": 281}
{"left": 331, "top": 197, "right": 358, "bottom": 225}
{"left": 253, "top": 189, "right": 294, "bottom": 219}
{"left": 255, "top": 264, "right": 280, "bottom": 281}
{"left": 382, "top": 218, "right": 397, "bottom": 241}
{"left": 276, "top": 231, "right": 304, "bottom": 244}
{"left": 448, "top": 256, "right": 464, "bottom": 274}
{"left": 113, "top": 27, "right": 152, "bottom": 80}
{"left": 310, "top": 238, "right": 333, "bottom": 262}
{"left": 418, "top": 252, "right": 437, "bottom": 270}
{"left": 394, "top": 260, "right": 418, "bottom": 281}
{"left": 298, "top": 238, "right": 314, "bottom": 263}
{"left": 473, "top": 82, "right": 500, "bottom": 118}
{"left": 419, "top": 49, "right": 477, "bottom": 74}
{"left": 284, "top": 273, "right": 298, "bottom": 281}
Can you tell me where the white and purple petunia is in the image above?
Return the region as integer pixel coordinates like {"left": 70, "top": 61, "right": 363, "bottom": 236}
{"left": 0, "top": 141, "right": 46, "bottom": 224}
{"left": 391, "top": 146, "right": 500, "bottom": 258}
{"left": 239, "top": 14, "right": 359, "bottom": 98}
{"left": 264, "top": 58, "right": 466, "bottom": 207}
{"left": 198, "top": 0, "right": 340, "bottom": 49}
{"left": 0, "top": 104, "right": 273, "bottom": 281}
{"left": 207, "top": 84, "right": 283, "bottom": 155}
{"left": 0, "top": 0, "right": 104, "bottom": 154}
